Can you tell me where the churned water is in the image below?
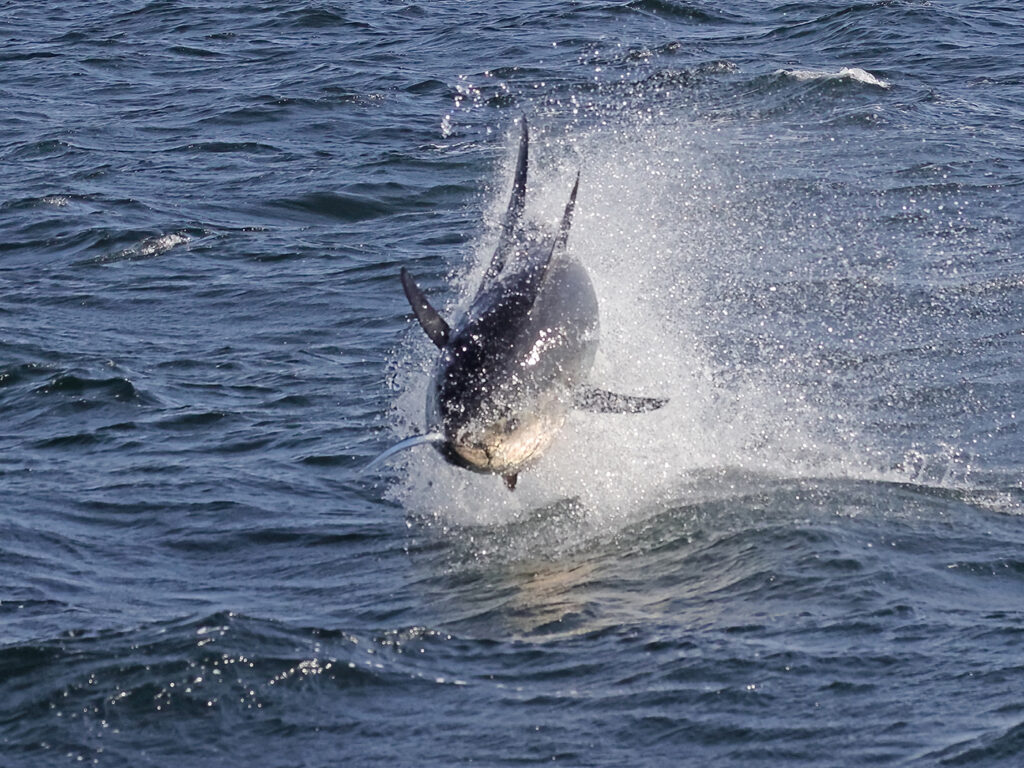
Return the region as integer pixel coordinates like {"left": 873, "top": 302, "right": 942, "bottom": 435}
{"left": 2, "top": 1, "right": 1023, "bottom": 765}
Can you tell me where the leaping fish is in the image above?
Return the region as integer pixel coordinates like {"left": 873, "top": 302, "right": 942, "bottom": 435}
{"left": 370, "top": 118, "right": 667, "bottom": 490}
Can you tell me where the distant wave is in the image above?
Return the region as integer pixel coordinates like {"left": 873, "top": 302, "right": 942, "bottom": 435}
{"left": 775, "top": 66, "right": 892, "bottom": 89}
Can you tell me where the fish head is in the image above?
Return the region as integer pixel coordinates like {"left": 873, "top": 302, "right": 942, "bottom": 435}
{"left": 430, "top": 342, "right": 568, "bottom": 475}
{"left": 443, "top": 398, "right": 566, "bottom": 475}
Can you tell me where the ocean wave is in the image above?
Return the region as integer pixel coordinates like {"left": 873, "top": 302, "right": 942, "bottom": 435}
{"left": 0, "top": 611, "right": 474, "bottom": 731}
{"left": 925, "top": 718, "right": 1024, "bottom": 765}
{"left": 775, "top": 66, "right": 891, "bottom": 89}
{"left": 84, "top": 231, "right": 192, "bottom": 265}
{"left": 32, "top": 373, "right": 141, "bottom": 402}
{"left": 624, "top": 0, "right": 742, "bottom": 24}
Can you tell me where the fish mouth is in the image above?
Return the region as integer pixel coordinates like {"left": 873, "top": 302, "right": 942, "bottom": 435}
{"left": 447, "top": 410, "right": 565, "bottom": 475}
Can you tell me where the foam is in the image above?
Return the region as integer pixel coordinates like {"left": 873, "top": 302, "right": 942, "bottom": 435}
{"left": 94, "top": 232, "right": 191, "bottom": 264}
{"left": 777, "top": 67, "right": 892, "bottom": 89}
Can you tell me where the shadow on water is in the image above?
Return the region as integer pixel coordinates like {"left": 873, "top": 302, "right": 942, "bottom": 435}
{"left": 403, "top": 465, "right": 1024, "bottom": 643}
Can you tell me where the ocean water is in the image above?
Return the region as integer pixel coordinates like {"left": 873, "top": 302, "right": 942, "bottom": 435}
{"left": 2, "top": 1, "right": 1024, "bottom": 765}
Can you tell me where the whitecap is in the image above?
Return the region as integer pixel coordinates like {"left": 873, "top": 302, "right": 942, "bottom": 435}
{"left": 838, "top": 67, "right": 891, "bottom": 89}
{"left": 776, "top": 67, "right": 891, "bottom": 89}
{"left": 90, "top": 232, "right": 191, "bottom": 265}
{"left": 132, "top": 232, "right": 190, "bottom": 259}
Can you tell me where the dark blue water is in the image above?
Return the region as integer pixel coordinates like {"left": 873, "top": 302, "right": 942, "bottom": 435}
{"left": 3, "top": 1, "right": 1024, "bottom": 765}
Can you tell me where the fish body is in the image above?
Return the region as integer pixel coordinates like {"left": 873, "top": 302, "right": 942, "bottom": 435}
{"left": 376, "top": 118, "right": 666, "bottom": 490}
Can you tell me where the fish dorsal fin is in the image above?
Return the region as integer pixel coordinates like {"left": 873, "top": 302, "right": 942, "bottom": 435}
{"left": 400, "top": 267, "right": 450, "bottom": 348}
{"left": 484, "top": 117, "right": 529, "bottom": 283}
{"left": 493, "top": 174, "right": 583, "bottom": 328}
{"left": 522, "top": 173, "right": 582, "bottom": 300}
{"left": 554, "top": 171, "right": 580, "bottom": 253}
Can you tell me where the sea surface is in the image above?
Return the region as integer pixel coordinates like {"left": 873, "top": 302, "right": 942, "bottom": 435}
{"left": 2, "top": 1, "right": 1024, "bottom": 765}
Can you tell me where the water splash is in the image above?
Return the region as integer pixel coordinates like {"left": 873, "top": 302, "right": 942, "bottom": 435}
{"left": 386, "top": 109, "right": 993, "bottom": 529}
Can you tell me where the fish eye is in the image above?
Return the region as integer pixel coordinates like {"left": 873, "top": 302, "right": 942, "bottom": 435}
{"left": 504, "top": 417, "right": 519, "bottom": 433}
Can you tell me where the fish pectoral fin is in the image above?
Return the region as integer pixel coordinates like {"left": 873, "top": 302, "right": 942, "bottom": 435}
{"left": 400, "top": 267, "right": 450, "bottom": 348}
{"left": 572, "top": 386, "right": 668, "bottom": 414}
{"left": 503, "top": 473, "right": 519, "bottom": 491}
